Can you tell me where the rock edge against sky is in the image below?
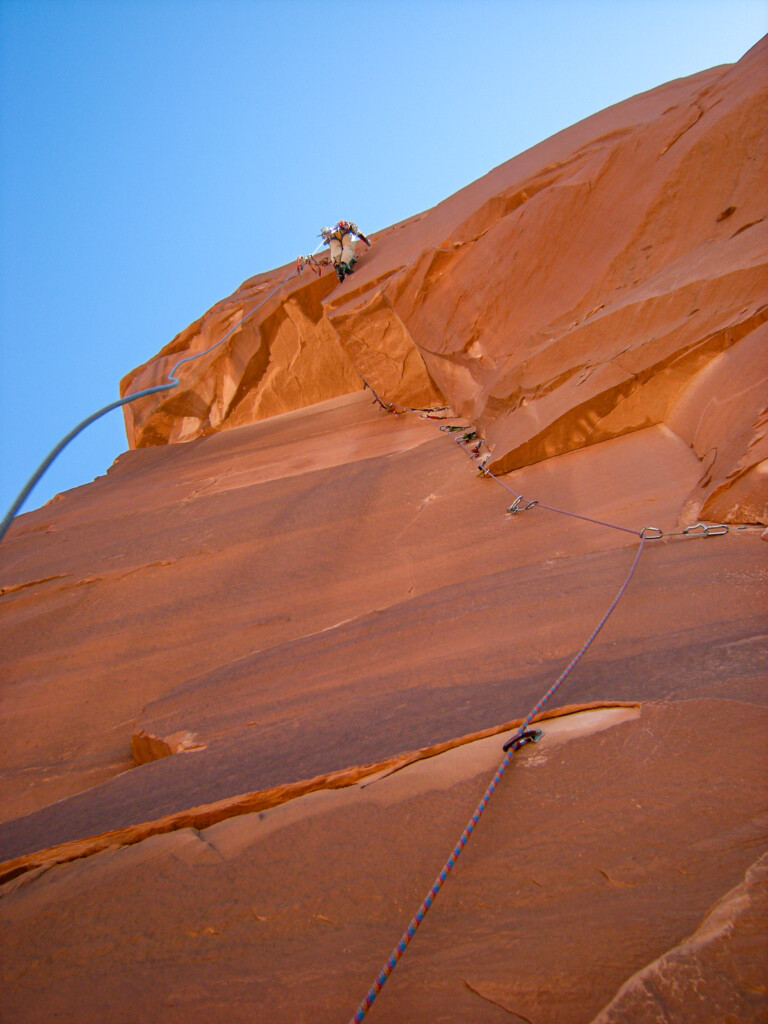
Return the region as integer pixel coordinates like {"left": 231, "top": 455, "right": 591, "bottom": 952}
{"left": 122, "top": 36, "right": 768, "bottom": 528}
{"left": 1, "top": 37, "right": 767, "bottom": 1024}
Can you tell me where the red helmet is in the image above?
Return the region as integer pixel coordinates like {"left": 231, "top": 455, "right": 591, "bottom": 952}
{"left": 338, "top": 220, "right": 349, "bottom": 231}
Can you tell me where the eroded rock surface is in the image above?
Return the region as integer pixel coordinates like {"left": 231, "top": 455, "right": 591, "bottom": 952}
{"left": 589, "top": 853, "right": 768, "bottom": 1024}
{"left": 1, "top": 701, "right": 766, "bottom": 1023}
{"left": 122, "top": 37, "right": 768, "bottom": 525}
{"left": 1, "top": 38, "right": 767, "bottom": 1024}
{"left": 131, "top": 728, "right": 206, "bottom": 764}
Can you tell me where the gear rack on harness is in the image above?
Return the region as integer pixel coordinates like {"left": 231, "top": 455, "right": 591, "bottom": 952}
{"left": 296, "top": 253, "right": 332, "bottom": 277}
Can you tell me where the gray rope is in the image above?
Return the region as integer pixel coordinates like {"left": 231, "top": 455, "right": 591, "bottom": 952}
{"left": 455, "top": 437, "right": 640, "bottom": 537}
{"left": 0, "top": 269, "right": 296, "bottom": 544}
{"left": 349, "top": 535, "right": 646, "bottom": 1021}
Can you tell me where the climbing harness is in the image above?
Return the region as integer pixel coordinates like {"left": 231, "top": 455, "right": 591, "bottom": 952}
{"left": 300, "top": 225, "right": 372, "bottom": 283}
{"left": 0, "top": 267, "right": 299, "bottom": 545}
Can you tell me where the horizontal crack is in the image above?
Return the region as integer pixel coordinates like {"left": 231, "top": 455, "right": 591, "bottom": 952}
{"left": 0, "top": 701, "right": 639, "bottom": 887}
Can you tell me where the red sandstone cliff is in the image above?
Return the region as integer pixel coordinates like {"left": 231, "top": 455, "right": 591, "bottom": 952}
{"left": 122, "top": 36, "right": 768, "bottom": 527}
{"left": 1, "top": 38, "right": 767, "bottom": 1024}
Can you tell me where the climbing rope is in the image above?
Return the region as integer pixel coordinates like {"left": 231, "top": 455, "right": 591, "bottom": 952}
{"left": 348, "top": 731, "right": 542, "bottom": 1023}
{"left": 348, "top": 535, "right": 647, "bottom": 1022}
{"left": 2, "top": 237, "right": 737, "bottom": 1019}
{"left": 348, "top": 391, "right": 733, "bottom": 1020}
{"left": 0, "top": 267, "right": 298, "bottom": 545}
{"left": 442, "top": 424, "right": 732, "bottom": 542}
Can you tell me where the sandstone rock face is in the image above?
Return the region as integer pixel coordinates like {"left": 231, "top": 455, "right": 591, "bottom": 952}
{"left": 589, "top": 853, "right": 768, "bottom": 1024}
{"left": 2, "top": 39, "right": 768, "bottom": 1024}
{"left": 1, "top": 699, "right": 765, "bottom": 1023}
{"left": 122, "top": 37, "right": 768, "bottom": 525}
{"left": 130, "top": 728, "right": 206, "bottom": 764}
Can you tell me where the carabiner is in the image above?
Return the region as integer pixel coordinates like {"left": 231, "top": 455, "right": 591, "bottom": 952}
{"left": 640, "top": 526, "right": 663, "bottom": 539}
{"left": 683, "top": 523, "right": 708, "bottom": 537}
{"left": 507, "top": 497, "right": 537, "bottom": 515}
{"left": 503, "top": 728, "right": 543, "bottom": 752}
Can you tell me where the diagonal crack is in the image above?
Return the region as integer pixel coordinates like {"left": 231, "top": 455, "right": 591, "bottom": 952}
{"left": 462, "top": 978, "right": 534, "bottom": 1021}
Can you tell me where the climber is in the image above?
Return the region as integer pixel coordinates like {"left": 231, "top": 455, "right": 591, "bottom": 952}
{"left": 319, "top": 221, "right": 372, "bottom": 282}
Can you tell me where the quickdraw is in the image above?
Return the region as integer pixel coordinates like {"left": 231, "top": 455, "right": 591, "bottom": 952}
{"left": 360, "top": 378, "right": 396, "bottom": 414}
{"left": 640, "top": 522, "right": 730, "bottom": 540}
{"left": 507, "top": 495, "right": 538, "bottom": 514}
{"left": 296, "top": 254, "right": 332, "bottom": 277}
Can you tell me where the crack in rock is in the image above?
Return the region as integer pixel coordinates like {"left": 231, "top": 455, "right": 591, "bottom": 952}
{"left": 462, "top": 978, "right": 534, "bottom": 1021}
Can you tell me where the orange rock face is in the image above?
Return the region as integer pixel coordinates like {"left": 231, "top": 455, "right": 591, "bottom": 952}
{"left": 590, "top": 852, "right": 768, "bottom": 1024}
{"left": 1, "top": 38, "right": 767, "bottom": 1024}
{"left": 122, "top": 37, "right": 768, "bottom": 526}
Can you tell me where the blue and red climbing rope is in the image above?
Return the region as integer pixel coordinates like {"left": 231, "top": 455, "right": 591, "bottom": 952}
{"left": 347, "top": 393, "right": 731, "bottom": 1020}
{"left": 347, "top": 532, "right": 646, "bottom": 1023}
{"left": 2, "top": 241, "right": 735, "bottom": 1023}
{"left": 350, "top": 738, "right": 525, "bottom": 1021}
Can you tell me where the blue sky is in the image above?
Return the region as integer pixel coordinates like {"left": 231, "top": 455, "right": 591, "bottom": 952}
{"left": 1, "top": 0, "right": 766, "bottom": 519}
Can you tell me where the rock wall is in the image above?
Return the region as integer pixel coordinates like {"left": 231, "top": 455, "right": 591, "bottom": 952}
{"left": 2, "top": 39, "right": 767, "bottom": 1024}
{"left": 122, "top": 36, "right": 768, "bottom": 525}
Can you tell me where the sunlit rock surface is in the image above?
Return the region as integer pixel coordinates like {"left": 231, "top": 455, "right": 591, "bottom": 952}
{"left": 589, "top": 852, "right": 768, "bottom": 1024}
{"left": 2, "top": 38, "right": 767, "bottom": 1024}
{"left": 122, "top": 37, "right": 768, "bottom": 526}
